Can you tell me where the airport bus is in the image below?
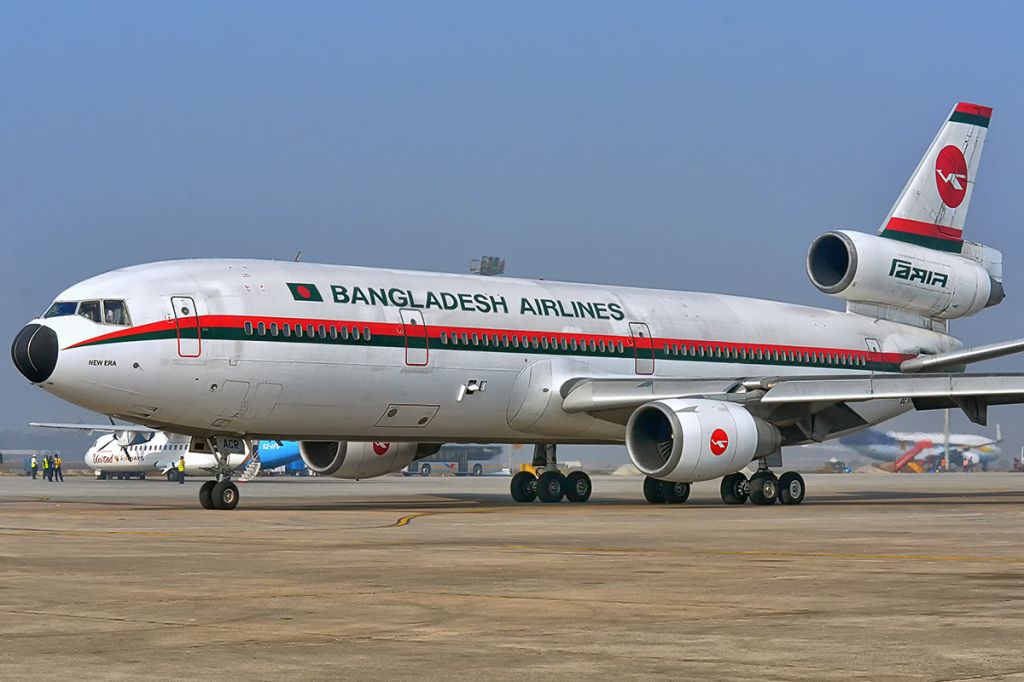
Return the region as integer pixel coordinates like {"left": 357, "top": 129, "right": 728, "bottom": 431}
{"left": 403, "top": 444, "right": 505, "bottom": 477}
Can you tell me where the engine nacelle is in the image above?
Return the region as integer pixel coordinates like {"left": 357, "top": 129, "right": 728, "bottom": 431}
{"left": 299, "top": 441, "right": 434, "bottom": 479}
{"left": 806, "top": 231, "right": 1003, "bottom": 319}
{"left": 625, "top": 399, "right": 781, "bottom": 483}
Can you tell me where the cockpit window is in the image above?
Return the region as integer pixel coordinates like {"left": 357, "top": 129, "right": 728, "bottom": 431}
{"left": 44, "top": 301, "right": 77, "bottom": 318}
{"left": 103, "top": 300, "right": 131, "bottom": 326}
{"left": 78, "top": 300, "right": 101, "bottom": 323}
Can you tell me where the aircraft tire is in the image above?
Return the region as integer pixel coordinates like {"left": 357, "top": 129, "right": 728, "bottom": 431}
{"left": 663, "top": 481, "right": 690, "bottom": 504}
{"left": 98, "top": 472, "right": 107, "bottom": 481}
{"left": 564, "top": 471, "right": 592, "bottom": 503}
{"left": 510, "top": 471, "right": 538, "bottom": 503}
{"left": 138, "top": 473, "right": 146, "bottom": 480}
{"left": 537, "top": 471, "right": 565, "bottom": 503}
{"left": 420, "top": 464, "right": 431, "bottom": 477}
{"left": 643, "top": 476, "right": 667, "bottom": 504}
{"left": 199, "top": 481, "right": 216, "bottom": 509}
{"left": 212, "top": 480, "right": 239, "bottom": 510}
{"left": 166, "top": 470, "right": 176, "bottom": 482}
{"left": 749, "top": 472, "right": 779, "bottom": 506}
{"left": 720, "top": 473, "right": 749, "bottom": 505}
{"left": 778, "top": 472, "right": 805, "bottom": 505}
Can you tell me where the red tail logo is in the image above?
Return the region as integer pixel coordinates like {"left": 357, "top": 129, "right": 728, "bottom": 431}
{"left": 935, "top": 145, "right": 968, "bottom": 208}
{"left": 710, "top": 429, "right": 729, "bottom": 456}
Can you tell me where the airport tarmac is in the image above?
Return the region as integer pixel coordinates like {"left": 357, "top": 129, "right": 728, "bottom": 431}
{"left": 2, "top": 473, "right": 1024, "bottom": 681}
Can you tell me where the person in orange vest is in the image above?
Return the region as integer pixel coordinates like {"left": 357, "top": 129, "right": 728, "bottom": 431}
{"left": 54, "top": 455, "right": 64, "bottom": 483}
{"left": 177, "top": 456, "right": 186, "bottom": 484}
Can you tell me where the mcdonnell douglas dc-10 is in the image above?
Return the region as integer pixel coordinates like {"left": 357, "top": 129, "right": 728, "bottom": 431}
{"left": 13, "top": 102, "right": 1024, "bottom": 510}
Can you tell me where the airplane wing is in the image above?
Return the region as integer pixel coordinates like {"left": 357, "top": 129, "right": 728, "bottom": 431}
{"left": 560, "top": 372, "right": 1024, "bottom": 432}
{"left": 30, "top": 422, "right": 159, "bottom": 434}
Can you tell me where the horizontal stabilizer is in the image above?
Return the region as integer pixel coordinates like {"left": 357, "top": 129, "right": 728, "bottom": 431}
{"left": 901, "top": 338, "right": 1024, "bottom": 373}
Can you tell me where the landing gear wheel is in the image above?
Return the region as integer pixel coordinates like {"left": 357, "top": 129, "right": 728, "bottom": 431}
{"left": 564, "top": 471, "right": 592, "bottom": 503}
{"left": 749, "top": 472, "right": 779, "bottom": 506}
{"left": 471, "top": 463, "right": 484, "bottom": 476}
{"left": 510, "top": 471, "right": 538, "bottom": 503}
{"left": 199, "top": 480, "right": 216, "bottom": 509}
{"left": 166, "top": 470, "right": 177, "bottom": 482}
{"left": 211, "top": 480, "right": 239, "bottom": 510}
{"left": 537, "top": 471, "right": 566, "bottom": 503}
{"left": 420, "top": 464, "right": 432, "bottom": 477}
{"left": 663, "top": 481, "right": 690, "bottom": 504}
{"left": 720, "top": 473, "right": 749, "bottom": 505}
{"left": 778, "top": 472, "right": 805, "bottom": 505}
{"left": 643, "top": 476, "right": 666, "bottom": 504}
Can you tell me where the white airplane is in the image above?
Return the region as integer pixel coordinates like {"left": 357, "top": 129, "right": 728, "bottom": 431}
{"left": 838, "top": 424, "right": 1002, "bottom": 471}
{"left": 34, "top": 424, "right": 305, "bottom": 480}
{"left": 84, "top": 430, "right": 241, "bottom": 480}
{"left": 13, "top": 102, "right": 1024, "bottom": 511}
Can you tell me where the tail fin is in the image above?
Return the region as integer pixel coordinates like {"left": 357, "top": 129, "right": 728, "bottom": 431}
{"left": 879, "top": 102, "right": 992, "bottom": 253}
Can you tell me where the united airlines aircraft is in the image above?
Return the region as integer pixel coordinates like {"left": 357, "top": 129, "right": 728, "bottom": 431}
{"left": 13, "top": 102, "right": 1024, "bottom": 510}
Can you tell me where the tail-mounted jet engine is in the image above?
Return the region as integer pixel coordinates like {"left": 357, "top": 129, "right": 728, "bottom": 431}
{"left": 299, "top": 441, "right": 439, "bottom": 479}
{"left": 806, "top": 231, "right": 1003, "bottom": 319}
{"left": 625, "top": 399, "right": 781, "bottom": 483}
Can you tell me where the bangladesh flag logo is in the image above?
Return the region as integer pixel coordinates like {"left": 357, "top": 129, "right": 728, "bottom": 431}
{"left": 287, "top": 282, "right": 323, "bottom": 302}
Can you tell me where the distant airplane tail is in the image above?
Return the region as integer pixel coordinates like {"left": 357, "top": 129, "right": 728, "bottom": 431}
{"left": 879, "top": 102, "right": 991, "bottom": 254}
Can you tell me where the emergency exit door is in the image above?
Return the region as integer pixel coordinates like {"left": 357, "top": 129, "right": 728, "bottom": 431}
{"left": 630, "top": 322, "right": 655, "bottom": 375}
{"left": 171, "top": 296, "right": 201, "bottom": 358}
{"left": 400, "top": 309, "right": 429, "bottom": 366}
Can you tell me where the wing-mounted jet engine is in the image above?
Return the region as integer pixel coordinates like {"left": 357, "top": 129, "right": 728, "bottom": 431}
{"left": 625, "top": 399, "right": 781, "bottom": 483}
{"left": 299, "top": 441, "right": 440, "bottom": 479}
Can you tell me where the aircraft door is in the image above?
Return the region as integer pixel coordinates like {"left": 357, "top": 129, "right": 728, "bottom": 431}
{"left": 171, "top": 296, "right": 201, "bottom": 358}
{"left": 865, "top": 338, "right": 881, "bottom": 375}
{"left": 630, "top": 322, "right": 655, "bottom": 375}
{"left": 400, "top": 309, "right": 429, "bottom": 366}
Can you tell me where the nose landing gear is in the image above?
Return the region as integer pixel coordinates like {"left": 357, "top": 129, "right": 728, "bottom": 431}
{"left": 196, "top": 437, "right": 250, "bottom": 510}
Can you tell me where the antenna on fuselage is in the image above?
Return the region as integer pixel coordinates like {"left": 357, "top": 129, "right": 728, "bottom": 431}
{"left": 294, "top": 250, "right": 303, "bottom": 262}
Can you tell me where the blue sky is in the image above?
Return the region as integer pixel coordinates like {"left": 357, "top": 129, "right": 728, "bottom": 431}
{"left": 2, "top": 1, "right": 1023, "bottom": 457}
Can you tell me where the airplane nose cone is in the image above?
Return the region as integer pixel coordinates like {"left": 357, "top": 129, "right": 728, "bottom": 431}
{"left": 11, "top": 323, "right": 58, "bottom": 383}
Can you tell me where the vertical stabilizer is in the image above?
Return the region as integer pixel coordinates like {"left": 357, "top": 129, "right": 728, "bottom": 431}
{"left": 879, "top": 102, "right": 992, "bottom": 253}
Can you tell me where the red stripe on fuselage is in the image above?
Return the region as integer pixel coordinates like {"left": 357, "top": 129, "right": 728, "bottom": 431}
{"left": 66, "top": 313, "right": 914, "bottom": 366}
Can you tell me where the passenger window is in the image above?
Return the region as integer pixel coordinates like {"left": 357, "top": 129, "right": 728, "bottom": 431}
{"left": 352, "top": 327, "right": 361, "bottom": 341}
{"left": 541, "top": 337, "right": 549, "bottom": 350}
{"left": 270, "top": 323, "right": 279, "bottom": 337}
{"left": 471, "top": 333, "right": 479, "bottom": 346}
{"left": 598, "top": 340, "right": 607, "bottom": 352}
{"left": 308, "top": 324, "right": 316, "bottom": 338}
{"left": 282, "top": 324, "right": 291, "bottom": 337}
{"left": 78, "top": 300, "right": 101, "bottom": 323}
{"left": 512, "top": 336, "right": 520, "bottom": 349}
{"left": 329, "top": 325, "right": 337, "bottom": 339}
{"left": 103, "top": 300, "right": 131, "bottom": 326}
{"left": 257, "top": 322, "right": 266, "bottom": 336}
{"left": 318, "top": 324, "right": 326, "bottom": 338}
{"left": 295, "top": 324, "right": 304, "bottom": 338}
{"left": 502, "top": 335, "right": 510, "bottom": 347}
{"left": 340, "top": 326, "right": 349, "bottom": 340}
{"left": 364, "top": 327, "right": 371, "bottom": 341}
{"left": 244, "top": 321, "right": 253, "bottom": 336}
{"left": 570, "top": 339, "right": 578, "bottom": 352}
{"left": 440, "top": 331, "right": 449, "bottom": 345}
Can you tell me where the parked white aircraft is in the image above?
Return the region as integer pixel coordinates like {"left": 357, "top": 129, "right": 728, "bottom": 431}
{"left": 83, "top": 430, "right": 244, "bottom": 480}
{"left": 839, "top": 424, "right": 1002, "bottom": 471}
{"left": 13, "top": 102, "right": 1024, "bottom": 510}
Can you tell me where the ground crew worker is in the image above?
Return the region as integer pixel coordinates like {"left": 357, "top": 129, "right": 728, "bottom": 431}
{"left": 30, "top": 455, "right": 38, "bottom": 479}
{"left": 42, "top": 455, "right": 50, "bottom": 482}
{"left": 177, "top": 456, "right": 186, "bottom": 484}
{"left": 54, "top": 455, "right": 64, "bottom": 483}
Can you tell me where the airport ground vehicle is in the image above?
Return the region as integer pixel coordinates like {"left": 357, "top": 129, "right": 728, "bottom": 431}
{"left": 403, "top": 444, "right": 504, "bottom": 476}
{"left": 13, "top": 102, "right": 1024, "bottom": 510}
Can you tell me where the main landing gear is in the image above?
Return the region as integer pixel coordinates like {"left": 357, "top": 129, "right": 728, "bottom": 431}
{"left": 642, "top": 477, "right": 691, "bottom": 505}
{"left": 720, "top": 467, "right": 805, "bottom": 506}
{"left": 510, "top": 444, "right": 593, "bottom": 504}
{"left": 197, "top": 438, "right": 251, "bottom": 510}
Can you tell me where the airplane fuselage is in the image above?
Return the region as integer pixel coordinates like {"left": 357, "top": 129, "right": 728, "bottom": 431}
{"left": 23, "top": 259, "right": 960, "bottom": 444}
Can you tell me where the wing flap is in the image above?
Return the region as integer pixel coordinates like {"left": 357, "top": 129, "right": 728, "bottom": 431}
{"left": 759, "top": 374, "right": 1024, "bottom": 404}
